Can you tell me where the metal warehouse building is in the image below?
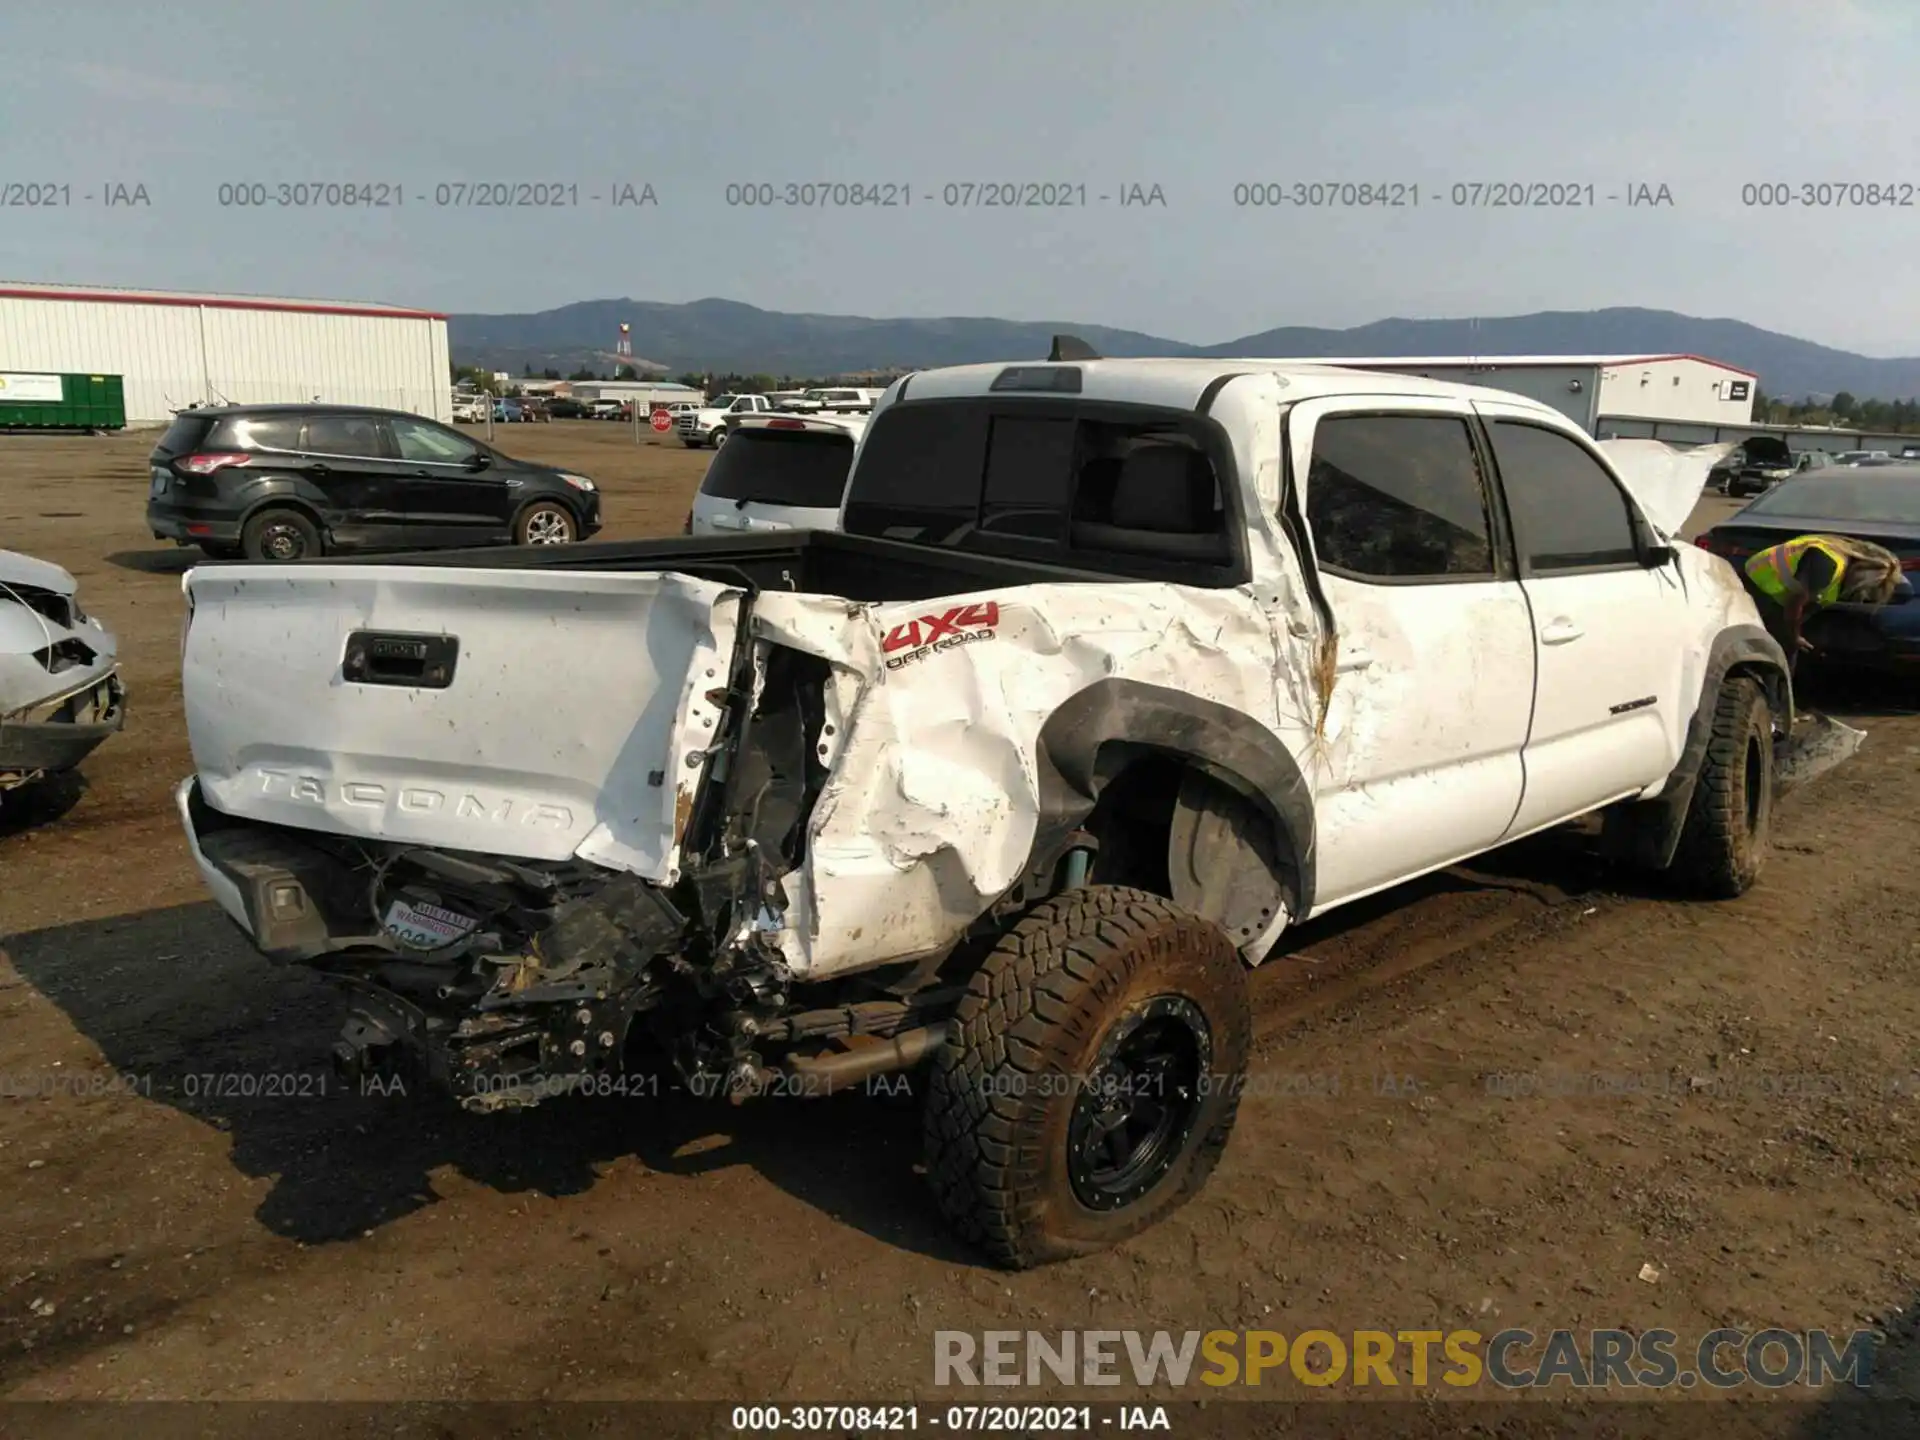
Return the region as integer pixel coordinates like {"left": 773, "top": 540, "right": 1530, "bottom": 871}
{"left": 0, "top": 282, "right": 451, "bottom": 426}
{"left": 1274, "top": 354, "right": 1757, "bottom": 435}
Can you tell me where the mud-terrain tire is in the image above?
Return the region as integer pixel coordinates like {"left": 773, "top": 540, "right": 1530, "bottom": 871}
{"left": 241, "top": 508, "right": 322, "bottom": 562}
{"left": 1669, "top": 676, "right": 1772, "bottom": 899}
{"left": 922, "top": 885, "right": 1251, "bottom": 1270}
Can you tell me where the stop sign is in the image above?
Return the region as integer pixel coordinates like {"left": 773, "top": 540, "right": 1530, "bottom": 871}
{"left": 649, "top": 408, "right": 672, "bottom": 432}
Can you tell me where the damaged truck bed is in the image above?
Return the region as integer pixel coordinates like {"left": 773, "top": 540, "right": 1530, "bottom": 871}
{"left": 175, "top": 351, "right": 1798, "bottom": 1267}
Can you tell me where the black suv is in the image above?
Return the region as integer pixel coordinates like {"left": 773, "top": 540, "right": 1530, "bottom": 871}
{"left": 145, "top": 405, "right": 603, "bottom": 561}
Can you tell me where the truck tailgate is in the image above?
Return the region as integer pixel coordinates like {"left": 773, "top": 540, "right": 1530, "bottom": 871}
{"left": 182, "top": 563, "right": 743, "bottom": 883}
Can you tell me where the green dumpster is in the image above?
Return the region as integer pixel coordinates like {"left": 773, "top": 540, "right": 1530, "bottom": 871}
{"left": 0, "top": 372, "right": 126, "bottom": 430}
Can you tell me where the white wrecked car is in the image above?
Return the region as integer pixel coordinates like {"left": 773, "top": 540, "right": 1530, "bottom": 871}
{"left": 172, "top": 343, "right": 1794, "bottom": 1268}
{"left": 1, "top": 550, "right": 126, "bottom": 795}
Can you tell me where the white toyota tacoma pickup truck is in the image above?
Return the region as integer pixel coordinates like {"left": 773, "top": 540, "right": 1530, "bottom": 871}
{"left": 173, "top": 343, "right": 1795, "bottom": 1268}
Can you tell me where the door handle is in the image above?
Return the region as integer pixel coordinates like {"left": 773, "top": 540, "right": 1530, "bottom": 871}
{"left": 1540, "top": 618, "right": 1584, "bottom": 645}
{"left": 1336, "top": 646, "right": 1374, "bottom": 673}
{"left": 309, "top": 463, "right": 331, "bottom": 476}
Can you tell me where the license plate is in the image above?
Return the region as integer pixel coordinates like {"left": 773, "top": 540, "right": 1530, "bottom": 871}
{"left": 382, "top": 897, "right": 478, "bottom": 950}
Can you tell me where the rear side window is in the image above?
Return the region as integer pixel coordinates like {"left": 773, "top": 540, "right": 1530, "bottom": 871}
{"left": 212, "top": 415, "right": 302, "bottom": 452}
{"left": 1486, "top": 420, "right": 1641, "bottom": 571}
{"left": 698, "top": 430, "right": 855, "bottom": 509}
{"left": 155, "top": 414, "right": 214, "bottom": 454}
{"left": 1306, "top": 415, "right": 1495, "bottom": 579}
{"left": 302, "top": 414, "right": 383, "bottom": 458}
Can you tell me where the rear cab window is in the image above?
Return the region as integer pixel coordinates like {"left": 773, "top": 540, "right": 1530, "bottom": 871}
{"left": 698, "top": 428, "right": 856, "bottom": 509}
{"left": 841, "top": 399, "right": 1244, "bottom": 583}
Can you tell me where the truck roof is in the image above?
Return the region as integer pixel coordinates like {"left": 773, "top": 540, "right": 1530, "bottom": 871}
{"left": 891, "top": 357, "right": 1573, "bottom": 422}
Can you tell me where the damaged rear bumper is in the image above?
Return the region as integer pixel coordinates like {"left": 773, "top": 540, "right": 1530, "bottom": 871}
{"left": 174, "top": 776, "right": 703, "bottom": 1110}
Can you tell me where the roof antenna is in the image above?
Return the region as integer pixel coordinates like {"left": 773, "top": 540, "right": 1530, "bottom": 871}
{"left": 1049, "top": 334, "right": 1101, "bottom": 362}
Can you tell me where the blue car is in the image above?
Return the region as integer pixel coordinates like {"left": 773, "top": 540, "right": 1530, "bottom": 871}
{"left": 492, "top": 398, "right": 523, "bottom": 423}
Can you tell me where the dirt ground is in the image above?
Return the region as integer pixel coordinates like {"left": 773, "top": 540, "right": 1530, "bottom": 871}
{"left": 3, "top": 423, "right": 1919, "bottom": 1431}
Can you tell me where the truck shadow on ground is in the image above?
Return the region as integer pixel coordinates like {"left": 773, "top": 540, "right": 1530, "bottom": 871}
{"left": 1796, "top": 1289, "right": 1920, "bottom": 1436}
{"left": 0, "top": 900, "right": 971, "bottom": 1262}
{"left": 0, "top": 824, "right": 1615, "bottom": 1264}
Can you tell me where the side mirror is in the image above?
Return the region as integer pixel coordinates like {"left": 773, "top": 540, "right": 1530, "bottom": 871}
{"left": 1646, "top": 542, "right": 1677, "bottom": 566}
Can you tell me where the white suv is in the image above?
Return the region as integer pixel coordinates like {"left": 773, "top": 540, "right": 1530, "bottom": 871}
{"left": 685, "top": 413, "right": 867, "bottom": 535}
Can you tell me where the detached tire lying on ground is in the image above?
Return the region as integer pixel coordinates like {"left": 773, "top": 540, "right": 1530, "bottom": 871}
{"left": 1669, "top": 675, "right": 1773, "bottom": 899}
{"left": 923, "top": 885, "right": 1251, "bottom": 1270}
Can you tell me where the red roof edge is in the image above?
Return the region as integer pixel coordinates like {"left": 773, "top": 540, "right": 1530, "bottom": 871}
{"left": 0, "top": 286, "right": 447, "bottom": 322}
{"left": 1603, "top": 353, "right": 1760, "bottom": 379}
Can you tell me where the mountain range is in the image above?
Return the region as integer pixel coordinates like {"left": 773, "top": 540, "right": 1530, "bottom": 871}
{"left": 447, "top": 299, "right": 1920, "bottom": 401}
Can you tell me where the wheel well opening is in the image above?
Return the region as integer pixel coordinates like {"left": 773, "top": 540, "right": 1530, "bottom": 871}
{"left": 515, "top": 495, "right": 578, "bottom": 522}
{"left": 1726, "top": 660, "right": 1789, "bottom": 731}
{"left": 1082, "top": 750, "right": 1300, "bottom": 947}
{"left": 1082, "top": 753, "right": 1184, "bottom": 897}
{"left": 243, "top": 499, "right": 325, "bottom": 532}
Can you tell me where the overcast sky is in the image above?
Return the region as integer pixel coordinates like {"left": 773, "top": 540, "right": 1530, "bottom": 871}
{"left": 3, "top": 0, "right": 1916, "bottom": 354}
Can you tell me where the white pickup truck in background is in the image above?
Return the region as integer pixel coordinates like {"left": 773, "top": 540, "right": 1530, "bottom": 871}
{"left": 676, "top": 393, "right": 774, "bottom": 448}
{"left": 777, "top": 387, "right": 885, "bottom": 415}
{"left": 172, "top": 341, "right": 1802, "bottom": 1270}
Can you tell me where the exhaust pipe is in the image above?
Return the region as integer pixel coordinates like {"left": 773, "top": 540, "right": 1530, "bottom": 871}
{"left": 779, "top": 1023, "right": 950, "bottom": 1097}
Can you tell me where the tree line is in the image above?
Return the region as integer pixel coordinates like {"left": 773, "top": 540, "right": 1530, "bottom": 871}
{"left": 1753, "top": 388, "right": 1920, "bottom": 434}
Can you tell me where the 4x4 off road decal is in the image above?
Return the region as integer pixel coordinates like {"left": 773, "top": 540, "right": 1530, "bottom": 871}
{"left": 881, "top": 601, "right": 1000, "bottom": 671}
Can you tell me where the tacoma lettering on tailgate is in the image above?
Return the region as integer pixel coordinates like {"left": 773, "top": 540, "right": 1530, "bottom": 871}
{"left": 253, "top": 770, "right": 574, "bottom": 829}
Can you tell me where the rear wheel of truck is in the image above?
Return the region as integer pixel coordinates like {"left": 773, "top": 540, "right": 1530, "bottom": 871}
{"left": 241, "top": 508, "right": 322, "bottom": 562}
{"left": 1669, "top": 675, "right": 1772, "bottom": 899}
{"left": 922, "top": 885, "right": 1250, "bottom": 1270}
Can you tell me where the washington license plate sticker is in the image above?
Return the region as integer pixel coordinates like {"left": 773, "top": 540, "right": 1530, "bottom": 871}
{"left": 382, "top": 898, "right": 478, "bottom": 950}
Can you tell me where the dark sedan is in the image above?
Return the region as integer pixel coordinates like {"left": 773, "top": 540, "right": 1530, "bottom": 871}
{"left": 1695, "top": 467, "right": 1920, "bottom": 674}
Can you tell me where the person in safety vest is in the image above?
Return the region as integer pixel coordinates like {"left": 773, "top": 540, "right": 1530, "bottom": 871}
{"left": 1741, "top": 534, "right": 1905, "bottom": 667}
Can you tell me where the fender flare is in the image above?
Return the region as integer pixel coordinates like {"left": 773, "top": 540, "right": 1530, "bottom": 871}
{"left": 1602, "top": 623, "right": 1792, "bottom": 869}
{"left": 1021, "top": 678, "right": 1317, "bottom": 934}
